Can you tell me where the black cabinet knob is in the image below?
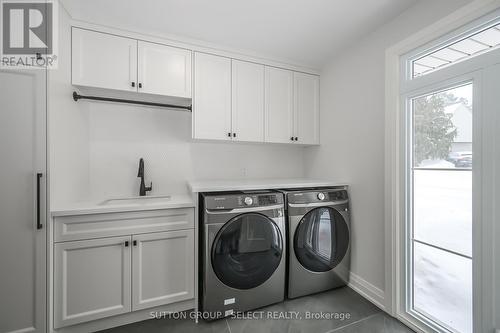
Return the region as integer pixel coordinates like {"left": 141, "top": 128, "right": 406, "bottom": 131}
{"left": 295, "top": 137, "right": 298, "bottom": 141}
{"left": 138, "top": 83, "right": 143, "bottom": 88}
{"left": 131, "top": 82, "right": 135, "bottom": 87}
{"left": 228, "top": 132, "right": 232, "bottom": 137}
{"left": 233, "top": 133, "right": 236, "bottom": 137}
{"left": 124, "top": 241, "right": 129, "bottom": 247}
{"left": 290, "top": 137, "right": 294, "bottom": 141}
{"left": 133, "top": 240, "right": 137, "bottom": 246}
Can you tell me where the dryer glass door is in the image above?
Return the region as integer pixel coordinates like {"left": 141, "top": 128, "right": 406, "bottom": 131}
{"left": 294, "top": 207, "right": 349, "bottom": 272}
{"left": 212, "top": 213, "right": 283, "bottom": 290}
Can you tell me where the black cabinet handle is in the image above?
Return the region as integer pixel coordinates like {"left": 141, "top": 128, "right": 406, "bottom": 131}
{"left": 125, "top": 241, "right": 129, "bottom": 247}
{"left": 233, "top": 133, "right": 236, "bottom": 137}
{"left": 290, "top": 137, "right": 294, "bottom": 141}
{"left": 295, "top": 137, "right": 298, "bottom": 141}
{"left": 139, "top": 83, "right": 143, "bottom": 88}
{"left": 133, "top": 240, "right": 138, "bottom": 246}
{"left": 228, "top": 132, "right": 232, "bottom": 137}
{"left": 131, "top": 82, "right": 135, "bottom": 87}
{"left": 36, "top": 173, "right": 42, "bottom": 230}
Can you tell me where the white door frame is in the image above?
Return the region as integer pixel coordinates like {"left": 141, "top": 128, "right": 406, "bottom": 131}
{"left": 385, "top": 1, "right": 500, "bottom": 332}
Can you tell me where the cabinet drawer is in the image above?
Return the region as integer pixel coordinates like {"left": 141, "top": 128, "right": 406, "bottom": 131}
{"left": 54, "top": 208, "right": 194, "bottom": 242}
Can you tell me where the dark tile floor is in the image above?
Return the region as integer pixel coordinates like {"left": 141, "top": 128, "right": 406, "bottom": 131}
{"left": 100, "top": 287, "right": 415, "bottom": 333}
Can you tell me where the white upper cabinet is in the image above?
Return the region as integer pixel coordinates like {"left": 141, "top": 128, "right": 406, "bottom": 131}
{"left": 231, "top": 60, "right": 265, "bottom": 142}
{"left": 72, "top": 28, "right": 137, "bottom": 92}
{"left": 72, "top": 28, "right": 192, "bottom": 99}
{"left": 265, "top": 67, "right": 294, "bottom": 144}
{"left": 193, "top": 52, "right": 232, "bottom": 141}
{"left": 137, "top": 41, "right": 192, "bottom": 98}
{"left": 72, "top": 27, "right": 320, "bottom": 145}
{"left": 294, "top": 72, "right": 320, "bottom": 145}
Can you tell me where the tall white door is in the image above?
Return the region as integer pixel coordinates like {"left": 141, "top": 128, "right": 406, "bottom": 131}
{"left": 294, "top": 72, "right": 320, "bottom": 145}
{"left": 193, "top": 52, "right": 232, "bottom": 140}
{"left": 231, "top": 60, "right": 265, "bottom": 142}
{"left": 265, "top": 67, "right": 294, "bottom": 143}
{"left": 401, "top": 58, "right": 500, "bottom": 333}
{"left": 0, "top": 69, "right": 46, "bottom": 333}
{"left": 137, "top": 41, "right": 192, "bottom": 98}
{"left": 132, "top": 230, "right": 194, "bottom": 311}
{"left": 72, "top": 28, "right": 138, "bottom": 92}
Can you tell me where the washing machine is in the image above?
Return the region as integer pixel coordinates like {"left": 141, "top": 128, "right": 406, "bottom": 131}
{"left": 200, "top": 191, "right": 286, "bottom": 319}
{"left": 283, "top": 187, "right": 350, "bottom": 299}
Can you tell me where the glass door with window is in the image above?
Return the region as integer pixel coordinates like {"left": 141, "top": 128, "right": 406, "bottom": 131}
{"left": 407, "top": 84, "right": 473, "bottom": 333}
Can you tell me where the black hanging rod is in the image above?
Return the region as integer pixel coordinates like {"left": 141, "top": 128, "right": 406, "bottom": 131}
{"left": 72, "top": 91, "right": 192, "bottom": 111}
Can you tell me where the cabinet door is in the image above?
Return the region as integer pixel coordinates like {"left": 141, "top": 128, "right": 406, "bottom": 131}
{"left": 54, "top": 236, "right": 132, "bottom": 328}
{"left": 193, "top": 52, "right": 232, "bottom": 140}
{"left": 137, "top": 41, "right": 192, "bottom": 98}
{"left": 72, "top": 28, "right": 137, "bottom": 92}
{"left": 0, "top": 69, "right": 46, "bottom": 333}
{"left": 294, "top": 73, "right": 320, "bottom": 145}
{"left": 265, "top": 67, "right": 294, "bottom": 143}
{"left": 132, "top": 230, "right": 194, "bottom": 311}
{"left": 232, "top": 60, "right": 265, "bottom": 142}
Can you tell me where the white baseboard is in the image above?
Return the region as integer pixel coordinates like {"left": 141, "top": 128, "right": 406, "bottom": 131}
{"left": 348, "top": 272, "right": 386, "bottom": 311}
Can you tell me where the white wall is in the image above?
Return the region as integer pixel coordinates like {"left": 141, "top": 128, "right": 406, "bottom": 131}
{"left": 86, "top": 102, "right": 305, "bottom": 201}
{"left": 49, "top": 6, "right": 90, "bottom": 206}
{"left": 305, "top": 0, "right": 472, "bottom": 296}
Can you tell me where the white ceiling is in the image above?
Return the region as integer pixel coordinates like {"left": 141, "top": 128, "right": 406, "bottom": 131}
{"left": 61, "top": 0, "right": 418, "bottom": 69}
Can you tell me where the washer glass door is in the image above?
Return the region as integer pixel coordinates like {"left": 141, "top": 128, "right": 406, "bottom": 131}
{"left": 294, "top": 207, "right": 349, "bottom": 272}
{"left": 212, "top": 213, "right": 283, "bottom": 289}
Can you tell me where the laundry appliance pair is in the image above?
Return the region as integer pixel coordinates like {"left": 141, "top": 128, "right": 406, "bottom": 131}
{"left": 199, "top": 187, "right": 350, "bottom": 319}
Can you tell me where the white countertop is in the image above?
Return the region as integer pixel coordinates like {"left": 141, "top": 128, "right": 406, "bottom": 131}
{"left": 188, "top": 178, "right": 347, "bottom": 193}
{"left": 51, "top": 194, "right": 195, "bottom": 217}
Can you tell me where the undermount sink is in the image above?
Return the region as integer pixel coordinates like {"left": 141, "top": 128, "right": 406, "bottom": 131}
{"left": 98, "top": 195, "right": 172, "bottom": 206}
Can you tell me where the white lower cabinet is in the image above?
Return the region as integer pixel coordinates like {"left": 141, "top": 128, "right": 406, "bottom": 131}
{"left": 53, "top": 209, "right": 195, "bottom": 329}
{"left": 54, "top": 236, "right": 132, "bottom": 328}
{"left": 132, "top": 230, "right": 194, "bottom": 311}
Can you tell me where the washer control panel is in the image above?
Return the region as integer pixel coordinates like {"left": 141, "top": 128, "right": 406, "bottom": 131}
{"left": 204, "top": 191, "right": 284, "bottom": 210}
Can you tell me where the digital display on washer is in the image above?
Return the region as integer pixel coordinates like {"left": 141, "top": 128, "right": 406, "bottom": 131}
{"left": 258, "top": 195, "right": 278, "bottom": 205}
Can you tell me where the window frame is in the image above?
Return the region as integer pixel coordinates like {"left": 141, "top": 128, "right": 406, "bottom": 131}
{"left": 402, "top": 8, "right": 500, "bottom": 81}
{"left": 385, "top": 4, "right": 500, "bottom": 330}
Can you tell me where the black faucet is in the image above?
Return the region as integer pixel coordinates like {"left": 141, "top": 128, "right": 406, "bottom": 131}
{"left": 137, "top": 158, "right": 152, "bottom": 196}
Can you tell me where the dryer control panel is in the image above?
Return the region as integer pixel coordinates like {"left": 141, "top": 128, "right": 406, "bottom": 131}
{"left": 287, "top": 188, "right": 348, "bottom": 204}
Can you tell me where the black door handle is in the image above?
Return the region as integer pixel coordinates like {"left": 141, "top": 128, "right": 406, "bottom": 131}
{"left": 36, "top": 173, "right": 42, "bottom": 230}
